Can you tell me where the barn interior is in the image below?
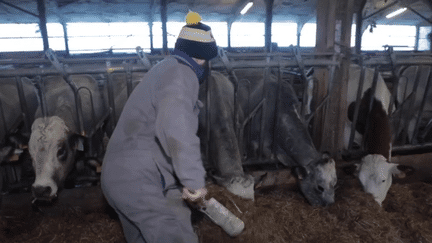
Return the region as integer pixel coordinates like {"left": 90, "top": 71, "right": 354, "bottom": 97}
{"left": 1, "top": 0, "right": 432, "bottom": 242}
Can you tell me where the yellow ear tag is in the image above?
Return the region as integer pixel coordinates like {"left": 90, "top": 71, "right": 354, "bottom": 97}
{"left": 186, "top": 11, "right": 202, "bottom": 25}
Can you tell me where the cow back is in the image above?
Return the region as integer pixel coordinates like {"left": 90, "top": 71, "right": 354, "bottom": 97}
{"left": 35, "top": 75, "right": 108, "bottom": 136}
{"left": 0, "top": 77, "right": 38, "bottom": 144}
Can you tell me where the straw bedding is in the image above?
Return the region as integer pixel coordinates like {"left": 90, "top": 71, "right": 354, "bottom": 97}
{"left": 1, "top": 169, "right": 431, "bottom": 243}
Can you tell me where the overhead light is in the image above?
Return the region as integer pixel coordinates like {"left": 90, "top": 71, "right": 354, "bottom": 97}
{"left": 386, "top": 7, "right": 407, "bottom": 19}
{"left": 240, "top": 2, "right": 253, "bottom": 15}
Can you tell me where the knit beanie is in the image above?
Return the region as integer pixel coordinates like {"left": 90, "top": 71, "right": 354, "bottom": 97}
{"left": 174, "top": 11, "right": 218, "bottom": 60}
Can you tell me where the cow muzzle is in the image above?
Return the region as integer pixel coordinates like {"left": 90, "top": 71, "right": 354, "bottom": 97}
{"left": 31, "top": 185, "right": 57, "bottom": 202}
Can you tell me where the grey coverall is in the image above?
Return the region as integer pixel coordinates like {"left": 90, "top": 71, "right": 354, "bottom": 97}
{"left": 101, "top": 55, "right": 206, "bottom": 243}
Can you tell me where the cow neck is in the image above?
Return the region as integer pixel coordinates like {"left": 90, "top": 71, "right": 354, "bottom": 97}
{"left": 171, "top": 49, "right": 206, "bottom": 84}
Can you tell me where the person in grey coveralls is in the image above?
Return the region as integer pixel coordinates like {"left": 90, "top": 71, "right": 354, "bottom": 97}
{"left": 101, "top": 11, "right": 218, "bottom": 243}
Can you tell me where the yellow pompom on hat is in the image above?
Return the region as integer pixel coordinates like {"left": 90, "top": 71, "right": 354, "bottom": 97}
{"left": 175, "top": 11, "right": 218, "bottom": 60}
{"left": 186, "top": 11, "right": 202, "bottom": 25}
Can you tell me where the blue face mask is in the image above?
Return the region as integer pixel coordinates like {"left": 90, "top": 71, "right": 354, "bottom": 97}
{"left": 172, "top": 49, "right": 210, "bottom": 84}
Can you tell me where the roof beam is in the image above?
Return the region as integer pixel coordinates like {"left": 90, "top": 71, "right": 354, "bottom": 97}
{"left": 227, "top": 0, "right": 251, "bottom": 24}
{"left": 0, "top": 0, "right": 39, "bottom": 18}
{"left": 407, "top": 6, "right": 432, "bottom": 25}
{"left": 363, "top": 0, "right": 398, "bottom": 20}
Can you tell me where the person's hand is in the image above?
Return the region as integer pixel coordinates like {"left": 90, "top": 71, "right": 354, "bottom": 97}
{"left": 182, "top": 187, "right": 207, "bottom": 206}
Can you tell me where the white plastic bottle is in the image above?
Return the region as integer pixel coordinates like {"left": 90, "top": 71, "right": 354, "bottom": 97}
{"left": 200, "top": 198, "right": 245, "bottom": 237}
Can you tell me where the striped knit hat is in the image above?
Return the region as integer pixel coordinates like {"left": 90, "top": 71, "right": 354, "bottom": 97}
{"left": 174, "top": 11, "right": 218, "bottom": 60}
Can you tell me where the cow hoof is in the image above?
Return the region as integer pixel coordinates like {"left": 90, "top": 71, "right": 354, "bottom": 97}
{"left": 224, "top": 175, "right": 255, "bottom": 201}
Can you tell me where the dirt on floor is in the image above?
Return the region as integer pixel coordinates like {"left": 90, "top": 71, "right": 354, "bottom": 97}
{"left": 1, "top": 168, "right": 432, "bottom": 243}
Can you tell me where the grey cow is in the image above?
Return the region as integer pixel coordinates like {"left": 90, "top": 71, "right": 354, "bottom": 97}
{"left": 199, "top": 70, "right": 337, "bottom": 206}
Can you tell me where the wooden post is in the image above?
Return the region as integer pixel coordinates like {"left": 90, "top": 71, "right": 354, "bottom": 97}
{"left": 265, "top": 0, "right": 274, "bottom": 52}
{"left": 37, "top": 0, "right": 49, "bottom": 51}
{"left": 313, "top": 0, "right": 355, "bottom": 158}
{"left": 160, "top": 0, "right": 168, "bottom": 55}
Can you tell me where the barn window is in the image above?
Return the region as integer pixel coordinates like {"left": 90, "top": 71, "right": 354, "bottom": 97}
{"left": 299, "top": 23, "right": 357, "bottom": 48}
{"left": 231, "top": 22, "right": 265, "bottom": 47}
{"left": 152, "top": 22, "right": 183, "bottom": 49}
{"left": 299, "top": 23, "right": 316, "bottom": 47}
{"left": 66, "top": 22, "right": 150, "bottom": 54}
{"left": 151, "top": 21, "right": 228, "bottom": 49}
{"left": 361, "top": 25, "right": 416, "bottom": 51}
{"left": 206, "top": 22, "right": 228, "bottom": 47}
{"left": 418, "top": 26, "right": 432, "bottom": 51}
{"left": 272, "top": 22, "right": 297, "bottom": 47}
{"left": 0, "top": 23, "right": 64, "bottom": 52}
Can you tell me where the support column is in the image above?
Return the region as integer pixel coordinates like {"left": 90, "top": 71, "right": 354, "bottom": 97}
{"left": 160, "top": 0, "right": 168, "bottom": 55}
{"left": 37, "top": 0, "right": 49, "bottom": 51}
{"left": 313, "top": 0, "right": 355, "bottom": 158}
{"left": 149, "top": 0, "right": 155, "bottom": 53}
{"left": 296, "top": 22, "right": 305, "bottom": 47}
{"left": 228, "top": 22, "right": 232, "bottom": 50}
{"left": 61, "top": 22, "right": 70, "bottom": 56}
{"left": 355, "top": 0, "right": 366, "bottom": 54}
{"left": 265, "top": 0, "right": 274, "bottom": 52}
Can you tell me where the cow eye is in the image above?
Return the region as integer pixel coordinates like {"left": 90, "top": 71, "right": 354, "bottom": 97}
{"left": 382, "top": 179, "right": 386, "bottom": 183}
{"left": 317, "top": 185, "right": 324, "bottom": 193}
{"left": 58, "top": 146, "right": 67, "bottom": 159}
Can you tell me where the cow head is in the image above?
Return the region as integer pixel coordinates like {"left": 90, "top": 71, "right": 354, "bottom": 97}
{"left": 29, "top": 116, "right": 83, "bottom": 202}
{"left": 294, "top": 153, "right": 337, "bottom": 206}
{"left": 357, "top": 154, "right": 402, "bottom": 206}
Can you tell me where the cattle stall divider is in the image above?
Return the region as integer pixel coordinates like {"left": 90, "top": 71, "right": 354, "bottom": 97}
{"left": 14, "top": 76, "right": 33, "bottom": 135}
{"left": 3, "top": 50, "right": 432, "bottom": 168}
{"left": 344, "top": 51, "right": 432, "bottom": 157}
{"left": 45, "top": 49, "right": 85, "bottom": 137}
{"left": 0, "top": 97, "right": 6, "bottom": 141}
{"left": 212, "top": 49, "right": 340, "bottom": 166}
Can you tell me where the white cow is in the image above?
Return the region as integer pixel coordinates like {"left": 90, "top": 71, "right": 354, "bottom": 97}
{"left": 29, "top": 75, "right": 109, "bottom": 201}
{"left": 357, "top": 154, "right": 403, "bottom": 206}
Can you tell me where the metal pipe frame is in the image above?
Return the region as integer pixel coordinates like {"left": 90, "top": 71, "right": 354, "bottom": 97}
{"left": 106, "top": 73, "right": 117, "bottom": 135}
{"left": 14, "top": 76, "right": 32, "bottom": 134}
{"left": 361, "top": 67, "right": 380, "bottom": 150}
{"left": 400, "top": 65, "right": 423, "bottom": 143}
{"left": 76, "top": 86, "right": 96, "bottom": 137}
{"left": 0, "top": 98, "right": 7, "bottom": 142}
{"left": 348, "top": 57, "right": 366, "bottom": 150}
{"left": 412, "top": 67, "right": 432, "bottom": 143}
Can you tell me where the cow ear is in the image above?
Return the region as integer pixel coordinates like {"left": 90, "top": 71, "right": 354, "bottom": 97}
{"left": 69, "top": 134, "right": 85, "bottom": 151}
{"left": 31, "top": 117, "right": 45, "bottom": 131}
{"left": 322, "top": 151, "right": 331, "bottom": 160}
{"left": 389, "top": 163, "right": 405, "bottom": 179}
{"left": 294, "top": 166, "right": 309, "bottom": 180}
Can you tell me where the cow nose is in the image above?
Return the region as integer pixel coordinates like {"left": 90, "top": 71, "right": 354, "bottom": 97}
{"left": 32, "top": 185, "right": 52, "bottom": 199}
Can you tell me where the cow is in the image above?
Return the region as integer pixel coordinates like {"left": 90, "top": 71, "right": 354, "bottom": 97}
{"left": 343, "top": 64, "right": 406, "bottom": 206}
{"left": 199, "top": 69, "right": 337, "bottom": 206}
{"left": 28, "top": 75, "right": 110, "bottom": 202}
